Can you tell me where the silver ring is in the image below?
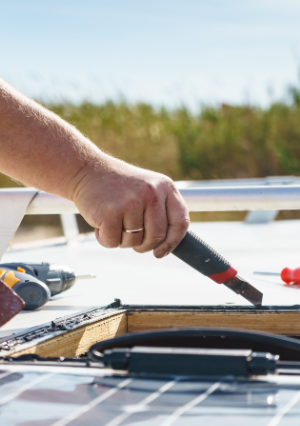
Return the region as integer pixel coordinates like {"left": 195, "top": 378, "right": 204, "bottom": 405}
{"left": 124, "top": 227, "right": 144, "bottom": 234}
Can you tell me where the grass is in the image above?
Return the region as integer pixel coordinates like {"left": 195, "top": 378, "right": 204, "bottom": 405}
{"left": 50, "top": 85, "right": 300, "bottom": 181}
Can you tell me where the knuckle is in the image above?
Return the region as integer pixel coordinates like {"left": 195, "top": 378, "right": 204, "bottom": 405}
{"left": 118, "top": 192, "right": 143, "bottom": 214}
{"left": 100, "top": 239, "right": 119, "bottom": 249}
{"left": 96, "top": 230, "right": 120, "bottom": 249}
{"left": 144, "top": 188, "right": 159, "bottom": 205}
{"left": 134, "top": 233, "right": 166, "bottom": 252}
{"left": 108, "top": 243, "right": 119, "bottom": 248}
{"left": 133, "top": 246, "right": 147, "bottom": 254}
{"left": 148, "top": 233, "right": 167, "bottom": 245}
{"left": 161, "top": 175, "right": 175, "bottom": 190}
{"left": 177, "top": 216, "right": 190, "bottom": 230}
{"left": 153, "top": 234, "right": 167, "bottom": 243}
{"left": 121, "top": 235, "right": 143, "bottom": 249}
{"left": 140, "top": 180, "right": 159, "bottom": 200}
{"left": 133, "top": 236, "right": 144, "bottom": 246}
{"left": 150, "top": 193, "right": 159, "bottom": 205}
{"left": 123, "top": 196, "right": 139, "bottom": 210}
{"left": 104, "top": 202, "right": 119, "bottom": 217}
{"left": 163, "top": 176, "right": 174, "bottom": 186}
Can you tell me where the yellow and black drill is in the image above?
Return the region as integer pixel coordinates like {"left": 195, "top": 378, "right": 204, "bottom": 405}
{"left": 0, "top": 262, "right": 95, "bottom": 310}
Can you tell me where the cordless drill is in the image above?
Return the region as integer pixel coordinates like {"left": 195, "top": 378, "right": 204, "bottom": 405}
{"left": 0, "top": 262, "right": 95, "bottom": 310}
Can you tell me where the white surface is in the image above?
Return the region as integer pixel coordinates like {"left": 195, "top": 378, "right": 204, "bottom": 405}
{"left": 180, "top": 185, "right": 300, "bottom": 211}
{"left": 27, "top": 192, "right": 76, "bottom": 214}
{"left": 2, "top": 184, "right": 299, "bottom": 264}
{"left": 1, "top": 220, "right": 300, "bottom": 338}
{"left": 22, "top": 185, "right": 300, "bottom": 214}
{"left": 0, "top": 188, "right": 38, "bottom": 261}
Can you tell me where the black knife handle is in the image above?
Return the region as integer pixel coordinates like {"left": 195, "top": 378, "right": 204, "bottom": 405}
{"left": 172, "top": 230, "right": 237, "bottom": 283}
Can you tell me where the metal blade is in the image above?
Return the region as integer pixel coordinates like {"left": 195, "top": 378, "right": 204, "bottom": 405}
{"left": 224, "top": 275, "right": 263, "bottom": 306}
{"left": 74, "top": 274, "right": 96, "bottom": 280}
{"left": 254, "top": 271, "right": 280, "bottom": 276}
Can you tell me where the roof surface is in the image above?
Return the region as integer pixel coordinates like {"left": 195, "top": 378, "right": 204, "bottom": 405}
{"left": 1, "top": 220, "right": 300, "bottom": 338}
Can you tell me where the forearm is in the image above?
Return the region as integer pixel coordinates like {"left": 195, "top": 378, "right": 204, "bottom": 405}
{"left": 0, "top": 78, "right": 102, "bottom": 200}
{"left": 0, "top": 78, "right": 189, "bottom": 257}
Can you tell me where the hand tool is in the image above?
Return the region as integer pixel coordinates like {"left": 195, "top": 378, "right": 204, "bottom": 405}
{"left": 254, "top": 268, "right": 300, "bottom": 285}
{"left": 172, "top": 230, "right": 263, "bottom": 306}
{"left": 0, "top": 280, "right": 25, "bottom": 327}
{"left": 0, "top": 262, "right": 95, "bottom": 310}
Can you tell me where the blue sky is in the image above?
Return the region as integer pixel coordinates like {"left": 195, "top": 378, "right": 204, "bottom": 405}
{"left": 1, "top": 0, "right": 300, "bottom": 108}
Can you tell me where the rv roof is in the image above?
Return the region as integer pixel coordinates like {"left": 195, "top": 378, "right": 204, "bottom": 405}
{"left": 1, "top": 220, "right": 299, "bottom": 339}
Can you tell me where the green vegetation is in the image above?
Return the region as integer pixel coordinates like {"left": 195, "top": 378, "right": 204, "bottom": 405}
{"left": 49, "top": 98, "right": 300, "bottom": 182}
{"left": 1, "top": 85, "right": 300, "bottom": 189}
{"left": 2, "top": 82, "right": 300, "bottom": 218}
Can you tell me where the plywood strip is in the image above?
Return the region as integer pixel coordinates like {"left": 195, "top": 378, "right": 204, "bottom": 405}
{"left": 6, "top": 306, "right": 300, "bottom": 358}
{"left": 128, "top": 311, "right": 300, "bottom": 335}
{"left": 12, "top": 312, "right": 128, "bottom": 358}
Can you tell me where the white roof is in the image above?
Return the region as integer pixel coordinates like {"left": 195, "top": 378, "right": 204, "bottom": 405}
{"left": 1, "top": 220, "right": 300, "bottom": 338}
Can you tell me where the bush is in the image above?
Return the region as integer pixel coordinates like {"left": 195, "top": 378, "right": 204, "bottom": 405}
{"left": 1, "top": 86, "right": 300, "bottom": 188}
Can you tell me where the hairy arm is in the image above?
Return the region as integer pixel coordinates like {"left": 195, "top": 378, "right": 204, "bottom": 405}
{"left": 0, "top": 78, "right": 189, "bottom": 257}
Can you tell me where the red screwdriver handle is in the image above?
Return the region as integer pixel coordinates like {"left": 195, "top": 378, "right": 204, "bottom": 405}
{"left": 281, "top": 268, "right": 300, "bottom": 285}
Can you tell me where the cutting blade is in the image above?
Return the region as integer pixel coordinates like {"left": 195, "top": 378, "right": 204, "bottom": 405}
{"left": 224, "top": 275, "right": 263, "bottom": 306}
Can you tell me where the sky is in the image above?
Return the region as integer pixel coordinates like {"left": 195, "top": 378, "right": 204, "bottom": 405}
{"left": 1, "top": 0, "right": 300, "bottom": 108}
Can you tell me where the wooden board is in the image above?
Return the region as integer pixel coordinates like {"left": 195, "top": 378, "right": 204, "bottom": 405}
{"left": 2, "top": 304, "right": 300, "bottom": 358}
{"left": 13, "top": 312, "right": 127, "bottom": 358}
{"left": 127, "top": 309, "right": 300, "bottom": 335}
{"left": 0, "top": 306, "right": 127, "bottom": 358}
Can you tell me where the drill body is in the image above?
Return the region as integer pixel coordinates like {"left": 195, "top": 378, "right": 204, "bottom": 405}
{"left": 0, "top": 262, "right": 83, "bottom": 310}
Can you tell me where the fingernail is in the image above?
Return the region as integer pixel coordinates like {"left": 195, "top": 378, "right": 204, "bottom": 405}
{"left": 163, "top": 252, "right": 169, "bottom": 257}
{"left": 155, "top": 251, "right": 165, "bottom": 259}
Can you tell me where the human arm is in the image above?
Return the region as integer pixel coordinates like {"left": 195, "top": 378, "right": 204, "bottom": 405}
{"left": 0, "top": 78, "right": 189, "bottom": 257}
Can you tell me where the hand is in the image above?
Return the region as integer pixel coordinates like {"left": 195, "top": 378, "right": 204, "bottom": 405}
{"left": 73, "top": 154, "right": 189, "bottom": 257}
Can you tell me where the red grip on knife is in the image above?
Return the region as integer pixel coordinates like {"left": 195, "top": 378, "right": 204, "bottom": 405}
{"left": 209, "top": 266, "right": 238, "bottom": 284}
{"left": 281, "top": 267, "right": 300, "bottom": 285}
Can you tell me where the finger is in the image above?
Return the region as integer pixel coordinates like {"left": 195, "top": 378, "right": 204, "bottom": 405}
{"left": 95, "top": 212, "right": 123, "bottom": 248}
{"left": 134, "top": 198, "right": 168, "bottom": 253}
{"left": 120, "top": 209, "right": 144, "bottom": 249}
{"left": 153, "top": 190, "right": 189, "bottom": 258}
